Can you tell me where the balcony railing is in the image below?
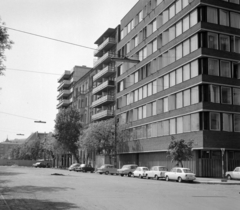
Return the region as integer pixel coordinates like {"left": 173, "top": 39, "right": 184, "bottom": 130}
{"left": 93, "top": 66, "right": 115, "bottom": 82}
{"left": 57, "top": 99, "right": 72, "bottom": 109}
{"left": 58, "top": 70, "right": 71, "bottom": 82}
{"left": 93, "top": 52, "right": 114, "bottom": 69}
{"left": 57, "top": 80, "right": 71, "bottom": 90}
{"left": 94, "top": 37, "right": 116, "bottom": 57}
{"left": 91, "top": 95, "right": 114, "bottom": 108}
{"left": 57, "top": 89, "right": 71, "bottom": 99}
{"left": 92, "top": 80, "right": 115, "bottom": 95}
{"left": 92, "top": 110, "right": 114, "bottom": 121}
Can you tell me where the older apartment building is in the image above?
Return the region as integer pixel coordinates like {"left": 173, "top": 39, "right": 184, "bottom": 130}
{"left": 115, "top": 0, "right": 240, "bottom": 177}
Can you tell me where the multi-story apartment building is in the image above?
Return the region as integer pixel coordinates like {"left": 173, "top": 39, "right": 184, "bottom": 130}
{"left": 57, "top": 65, "right": 91, "bottom": 109}
{"left": 91, "top": 27, "right": 120, "bottom": 122}
{"left": 116, "top": 0, "right": 240, "bottom": 177}
{"left": 0, "top": 138, "right": 25, "bottom": 159}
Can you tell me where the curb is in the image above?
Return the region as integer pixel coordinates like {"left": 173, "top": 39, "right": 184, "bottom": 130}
{"left": 194, "top": 181, "right": 240, "bottom": 185}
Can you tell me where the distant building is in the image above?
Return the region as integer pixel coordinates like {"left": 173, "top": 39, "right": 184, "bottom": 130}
{"left": 0, "top": 137, "right": 25, "bottom": 159}
{"left": 57, "top": 65, "right": 92, "bottom": 110}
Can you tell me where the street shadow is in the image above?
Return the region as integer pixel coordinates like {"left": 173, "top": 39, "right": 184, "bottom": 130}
{"left": 0, "top": 180, "right": 10, "bottom": 184}
{"left": 0, "top": 171, "right": 25, "bottom": 176}
{"left": 2, "top": 185, "right": 74, "bottom": 195}
{"left": 1, "top": 198, "right": 81, "bottom": 210}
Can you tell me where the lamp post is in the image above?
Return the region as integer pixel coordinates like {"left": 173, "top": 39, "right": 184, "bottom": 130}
{"left": 221, "top": 148, "right": 226, "bottom": 181}
{"left": 34, "top": 120, "right": 46, "bottom": 123}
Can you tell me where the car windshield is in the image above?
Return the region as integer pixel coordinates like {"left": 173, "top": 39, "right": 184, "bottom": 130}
{"left": 143, "top": 168, "right": 149, "bottom": 171}
{"left": 99, "top": 165, "right": 107, "bottom": 169}
{"left": 159, "top": 167, "right": 167, "bottom": 171}
{"left": 183, "top": 169, "right": 192, "bottom": 173}
{"left": 122, "top": 165, "right": 130, "bottom": 169}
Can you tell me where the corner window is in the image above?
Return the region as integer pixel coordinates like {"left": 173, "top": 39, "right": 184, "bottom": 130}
{"left": 223, "top": 113, "right": 233, "bottom": 132}
{"left": 208, "top": 59, "right": 219, "bottom": 76}
{"left": 207, "top": 7, "right": 218, "bottom": 24}
{"left": 221, "top": 86, "right": 232, "bottom": 104}
{"left": 220, "top": 61, "right": 231, "bottom": 77}
{"left": 210, "top": 112, "right": 220, "bottom": 131}
{"left": 219, "top": 35, "right": 230, "bottom": 51}
{"left": 208, "top": 33, "right": 218, "bottom": 49}
{"left": 220, "top": 10, "right": 229, "bottom": 26}
{"left": 234, "top": 114, "right": 240, "bottom": 132}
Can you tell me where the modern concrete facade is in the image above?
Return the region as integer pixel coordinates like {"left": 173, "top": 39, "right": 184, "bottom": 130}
{"left": 115, "top": 0, "right": 240, "bottom": 177}
{"left": 57, "top": 65, "right": 91, "bottom": 109}
{"left": 91, "top": 27, "right": 120, "bottom": 122}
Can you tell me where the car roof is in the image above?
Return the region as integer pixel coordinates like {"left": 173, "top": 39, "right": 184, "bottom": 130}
{"left": 172, "top": 167, "right": 190, "bottom": 170}
{"left": 123, "top": 164, "right": 138, "bottom": 166}
{"left": 152, "top": 166, "right": 166, "bottom": 167}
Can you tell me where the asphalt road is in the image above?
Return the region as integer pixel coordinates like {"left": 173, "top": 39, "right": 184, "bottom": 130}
{"left": 0, "top": 166, "right": 239, "bottom": 210}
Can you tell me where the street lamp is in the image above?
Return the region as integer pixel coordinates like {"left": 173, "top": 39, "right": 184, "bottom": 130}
{"left": 111, "top": 56, "right": 140, "bottom": 63}
{"left": 34, "top": 120, "right": 46, "bottom": 123}
{"left": 17, "top": 134, "right": 24, "bottom": 136}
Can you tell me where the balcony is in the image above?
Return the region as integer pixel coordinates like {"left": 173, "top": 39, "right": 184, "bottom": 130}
{"left": 92, "top": 95, "right": 114, "bottom": 108}
{"left": 92, "top": 80, "right": 115, "bottom": 95}
{"left": 92, "top": 110, "right": 114, "bottom": 121}
{"left": 57, "top": 90, "right": 71, "bottom": 100}
{"left": 58, "top": 71, "right": 71, "bottom": 82}
{"left": 94, "top": 37, "right": 116, "bottom": 57}
{"left": 57, "top": 99, "right": 72, "bottom": 109}
{"left": 57, "top": 80, "right": 71, "bottom": 91}
{"left": 93, "top": 66, "right": 115, "bottom": 82}
{"left": 93, "top": 52, "right": 114, "bottom": 69}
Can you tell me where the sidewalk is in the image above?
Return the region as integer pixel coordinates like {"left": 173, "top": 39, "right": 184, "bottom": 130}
{"left": 194, "top": 177, "right": 240, "bottom": 185}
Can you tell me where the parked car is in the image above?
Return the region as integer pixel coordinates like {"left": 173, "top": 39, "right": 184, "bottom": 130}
{"left": 96, "top": 164, "right": 118, "bottom": 175}
{"left": 75, "top": 164, "right": 94, "bottom": 173}
{"left": 33, "top": 162, "right": 47, "bottom": 168}
{"left": 68, "top": 163, "right": 81, "bottom": 171}
{"left": 145, "top": 166, "right": 168, "bottom": 180}
{"left": 226, "top": 167, "right": 240, "bottom": 180}
{"left": 117, "top": 164, "right": 138, "bottom": 177}
{"left": 165, "top": 167, "right": 196, "bottom": 182}
{"left": 133, "top": 167, "right": 149, "bottom": 178}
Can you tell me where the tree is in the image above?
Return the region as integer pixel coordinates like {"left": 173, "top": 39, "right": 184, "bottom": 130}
{"left": 0, "top": 19, "right": 13, "bottom": 75}
{"left": 54, "top": 107, "right": 83, "bottom": 163}
{"left": 80, "top": 118, "right": 131, "bottom": 164}
{"left": 167, "top": 137, "right": 194, "bottom": 167}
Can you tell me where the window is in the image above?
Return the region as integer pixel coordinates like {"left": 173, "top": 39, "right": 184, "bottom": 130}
{"left": 208, "top": 33, "right": 218, "bottom": 49}
{"left": 220, "top": 10, "right": 229, "bottom": 26}
{"left": 176, "top": 44, "right": 183, "bottom": 60}
{"left": 234, "top": 114, "right": 240, "bottom": 132}
{"left": 183, "top": 89, "right": 190, "bottom": 106}
{"left": 147, "top": 124, "right": 152, "bottom": 138}
{"left": 134, "top": 36, "right": 139, "bottom": 47}
{"left": 170, "top": 71, "right": 176, "bottom": 87}
{"left": 176, "top": 68, "right": 183, "bottom": 84}
{"left": 219, "top": 35, "right": 230, "bottom": 51}
{"left": 153, "top": 19, "right": 157, "bottom": 32}
{"left": 210, "top": 85, "right": 220, "bottom": 103}
{"left": 139, "top": 87, "right": 143, "bottom": 100}
{"left": 168, "top": 48, "right": 175, "bottom": 64}
{"left": 153, "top": 80, "right": 157, "bottom": 94}
{"left": 134, "top": 89, "right": 139, "bottom": 102}
{"left": 153, "top": 39, "right": 157, "bottom": 52}
{"left": 163, "top": 74, "right": 169, "bottom": 90}
{"left": 230, "top": 12, "right": 240, "bottom": 29}
{"left": 134, "top": 71, "right": 139, "bottom": 83}
{"left": 148, "top": 83, "right": 152, "bottom": 96}
{"left": 223, "top": 113, "right": 233, "bottom": 132}
{"left": 208, "top": 59, "right": 219, "bottom": 76}
{"left": 221, "top": 86, "right": 232, "bottom": 104}
{"left": 233, "top": 88, "right": 240, "bottom": 105}
{"left": 143, "top": 105, "right": 147, "bottom": 118}
{"left": 170, "top": 119, "right": 176, "bottom": 134}
{"left": 176, "top": 21, "right": 182, "bottom": 37}
{"left": 191, "top": 113, "right": 199, "bottom": 131}
{"left": 220, "top": 61, "right": 231, "bottom": 78}
{"left": 183, "top": 64, "right": 190, "bottom": 81}
{"left": 191, "top": 60, "right": 198, "bottom": 78}
{"left": 190, "top": 9, "right": 198, "bottom": 27}
{"left": 182, "top": 0, "right": 188, "bottom": 8}
{"left": 176, "top": 92, "right": 183, "bottom": 109}
{"left": 163, "top": 97, "right": 168, "bottom": 112}
{"left": 143, "top": 85, "right": 147, "bottom": 98}
{"left": 233, "top": 63, "right": 240, "bottom": 79}
{"left": 183, "top": 39, "right": 190, "bottom": 56}
{"left": 183, "top": 16, "right": 190, "bottom": 32}
{"left": 138, "top": 107, "right": 142, "bottom": 119}
{"left": 139, "top": 10, "right": 143, "bottom": 23}
{"left": 169, "top": 4, "right": 175, "bottom": 19}
{"left": 210, "top": 112, "right": 220, "bottom": 130}
{"left": 235, "top": 37, "right": 240, "bottom": 53}
{"left": 169, "top": 26, "right": 176, "bottom": 41}
{"left": 163, "top": 10, "right": 169, "bottom": 24}
{"left": 163, "top": 120, "right": 169, "bottom": 135}
{"left": 177, "top": 117, "right": 183, "bottom": 133}
{"left": 183, "top": 115, "right": 191, "bottom": 132}
{"left": 190, "top": 34, "right": 198, "bottom": 52}
{"left": 207, "top": 7, "right": 218, "bottom": 24}
{"left": 162, "top": 52, "right": 168, "bottom": 67}
{"left": 152, "top": 101, "right": 157, "bottom": 115}
{"left": 191, "top": 86, "right": 199, "bottom": 104}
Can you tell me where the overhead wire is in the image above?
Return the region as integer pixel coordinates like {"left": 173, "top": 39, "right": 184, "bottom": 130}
{"left": 0, "top": 111, "right": 40, "bottom": 121}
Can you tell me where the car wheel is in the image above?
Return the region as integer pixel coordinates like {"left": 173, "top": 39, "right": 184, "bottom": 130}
{"left": 111, "top": 173, "right": 114, "bottom": 175}
{"left": 121, "top": 174, "right": 124, "bottom": 177}
{"left": 178, "top": 177, "right": 182, "bottom": 183}
{"left": 105, "top": 171, "right": 109, "bottom": 175}
{"left": 128, "top": 172, "right": 132, "bottom": 177}
{"left": 166, "top": 176, "right": 169, "bottom": 181}
{"left": 139, "top": 174, "right": 142, "bottom": 179}
{"left": 227, "top": 175, "right": 232, "bottom": 180}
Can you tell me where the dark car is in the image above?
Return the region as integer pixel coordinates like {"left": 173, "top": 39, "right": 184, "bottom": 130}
{"left": 75, "top": 164, "right": 94, "bottom": 173}
{"left": 33, "top": 162, "right": 47, "bottom": 168}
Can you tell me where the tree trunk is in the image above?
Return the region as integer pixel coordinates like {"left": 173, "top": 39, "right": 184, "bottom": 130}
{"left": 180, "top": 161, "right": 183, "bottom": 168}
{"left": 72, "top": 152, "right": 79, "bottom": 163}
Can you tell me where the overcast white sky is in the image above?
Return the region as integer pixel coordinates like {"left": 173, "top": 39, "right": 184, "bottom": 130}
{"left": 0, "top": 0, "right": 138, "bottom": 142}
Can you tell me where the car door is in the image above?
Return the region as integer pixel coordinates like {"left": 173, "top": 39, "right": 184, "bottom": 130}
{"left": 176, "top": 169, "right": 183, "bottom": 179}
{"left": 171, "top": 168, "right": 177, "bottom": 179}
{"left": 150, "top": 167, "right": 155, "bottom": 178}
{"left": 233, "top": 167, "right": 240, "bottom": 179}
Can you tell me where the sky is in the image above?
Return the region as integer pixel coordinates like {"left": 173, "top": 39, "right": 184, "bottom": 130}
{"left": 0, "top": 0, "right": 138, "bottom": 142}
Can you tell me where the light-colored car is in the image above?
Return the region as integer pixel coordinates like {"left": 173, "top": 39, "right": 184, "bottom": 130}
{"left": 133, "top": 167, "right": 149, "bottom": 178}
{"left": 226, "top": 167, "right": 240, "bottom": 180}
{"left": 117, "top": 164, "right": 138, "bottom": 177}
{"left": 145, "top": 166, "right": 168, "bottom": 180}
{"left": 165, "top": 167, "right": 196, "bottom": 183}
{"left": 96, "top": 164, "right": 118, "bottom": 175}
{"left": 68, "top": 163, "right": 80, "bottom": 171}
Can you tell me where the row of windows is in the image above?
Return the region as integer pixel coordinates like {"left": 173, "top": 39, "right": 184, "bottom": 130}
{"left": 209, "top": 85, "right": 240, "bottom": 105}
{"left": 118, "top": 59, "right": 199, "bottom": 107}
{"left": 127, "top": 113, "right": 200, "bottom": 141}
{"left": 222, "top": 0, "right": 240, "bottom": 4}
{"left": 124, "top": 111, "right": 240, "bottom": 141}
{"left": 207, "top": 32, "right": 240, "bottom": 53}
{"left": 207, "top": 6, "right": 240, "bottom": 29}
{"left": 121, "top": 0, "right": 193, "bottom": 40}
{"left": 120, "top": 86, "right": 199, "bottom": 123}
